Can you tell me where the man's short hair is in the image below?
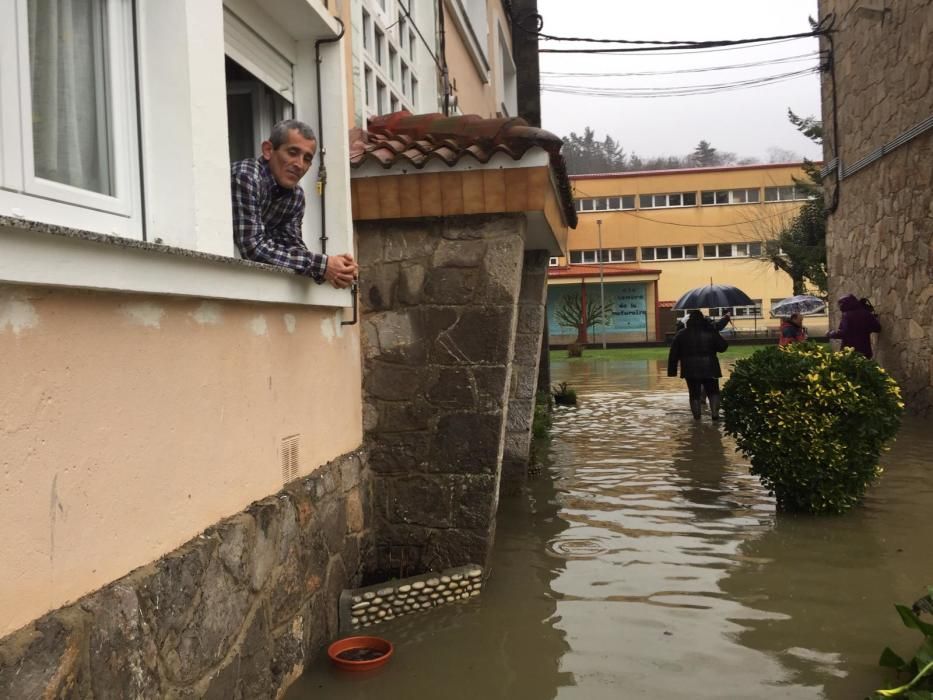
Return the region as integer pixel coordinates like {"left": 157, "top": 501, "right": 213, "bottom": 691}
{"left": 268, "top": 120, "right": 317, "bottom": 148}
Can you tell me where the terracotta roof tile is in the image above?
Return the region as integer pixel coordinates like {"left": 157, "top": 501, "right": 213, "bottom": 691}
{"left": 349, "top": 110, "right": 577, "bottom": 227}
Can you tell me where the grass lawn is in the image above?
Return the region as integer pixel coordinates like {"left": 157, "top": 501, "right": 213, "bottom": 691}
{"left": 549, "top": 344, "right": 773, "bottom": 362}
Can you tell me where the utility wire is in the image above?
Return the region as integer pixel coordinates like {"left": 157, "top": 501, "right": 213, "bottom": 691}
{"left": 540, "top": 52, "right": 821, "bottom": 79}
{"left": 542, "top": 67, "right": 819, "bottom": 98}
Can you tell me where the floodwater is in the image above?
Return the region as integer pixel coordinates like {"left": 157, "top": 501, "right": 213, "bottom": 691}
{"left": 287, "top": 358, "right": 933, "bottom": 700}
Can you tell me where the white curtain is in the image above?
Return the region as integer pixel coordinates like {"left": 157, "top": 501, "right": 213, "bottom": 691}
{"left": 28, "top": 0, "right": 112, "bottom": 195}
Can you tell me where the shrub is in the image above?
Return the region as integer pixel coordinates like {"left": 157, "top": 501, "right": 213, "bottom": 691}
{"left": 721, "top": 342, "right": 903, "bottom": 514}
{"left": 552, "top": 382, "right": 577, "bottom": 406}
{"left": 869, "top": 587, "right": 933, "bottom": 698}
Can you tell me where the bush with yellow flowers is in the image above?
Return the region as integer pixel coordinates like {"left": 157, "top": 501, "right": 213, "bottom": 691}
{"left": 721, "top": 341, "right": 903, "bottom": 514}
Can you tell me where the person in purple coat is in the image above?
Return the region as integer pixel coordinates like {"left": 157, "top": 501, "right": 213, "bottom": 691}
{"left": 827, "top": 293, "right": 881, "bottom": 358}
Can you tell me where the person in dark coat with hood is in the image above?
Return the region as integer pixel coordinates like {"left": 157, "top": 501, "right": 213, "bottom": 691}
{"left": 668, "top": 310, "right": 729, "bottom": 420}
{"left": 827, "top": 293, "right": 881, "bottom": 358}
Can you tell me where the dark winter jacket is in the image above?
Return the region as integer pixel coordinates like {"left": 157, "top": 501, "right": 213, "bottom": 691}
{"left": 667, "top": 316, "right": 729, "bottom": 379}
{"left": 827, "top": 294, "right": 881, "bottom": 358}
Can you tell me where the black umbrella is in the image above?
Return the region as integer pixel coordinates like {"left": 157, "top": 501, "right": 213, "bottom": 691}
{"left": 673, "top": 284, "right": 754, "bottom": 310}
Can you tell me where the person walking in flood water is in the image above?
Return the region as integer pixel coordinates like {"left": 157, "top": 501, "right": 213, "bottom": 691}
{"left": 778, "top": 313, "right": 808, "bottom": 345}
{"left": 667, "top": 309, "right": 729, "bottom": 420}
{"left": 827, "top": 293, "right": 881, "bottom": 358}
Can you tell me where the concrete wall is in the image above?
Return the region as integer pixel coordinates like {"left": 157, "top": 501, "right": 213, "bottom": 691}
{"left": 0, "top": 285, "right": 362, "bottom": 637}
{"left": 357, "top": 214, "right": 528, "bottom": 577}
{"left": 819, "top": 0, "right": 933, "bottom": 414}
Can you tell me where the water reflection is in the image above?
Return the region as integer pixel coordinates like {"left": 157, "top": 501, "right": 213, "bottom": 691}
{"left": 286, "top": 448, "right": 575, "bottom": 699}
{"left": 290, "top": 360, "right": 932, "bottom": 700}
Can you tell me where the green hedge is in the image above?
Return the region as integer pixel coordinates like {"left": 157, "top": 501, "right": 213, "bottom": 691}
{"left": 721, "top": 342, "right": 903, "bottom": 514}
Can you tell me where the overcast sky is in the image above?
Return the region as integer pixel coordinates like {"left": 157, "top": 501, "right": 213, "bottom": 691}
{"left": 535, "top": 0, "right": 823, "bottom": 163}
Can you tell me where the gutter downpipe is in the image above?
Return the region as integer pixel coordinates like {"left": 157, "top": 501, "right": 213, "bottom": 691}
{"left": 313, "top": 17, "right": 358, "bottom": 326}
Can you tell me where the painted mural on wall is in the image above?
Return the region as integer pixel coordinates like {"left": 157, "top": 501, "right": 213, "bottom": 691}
{"left": 547, "top": 282, "right": 648, "bottom": 336}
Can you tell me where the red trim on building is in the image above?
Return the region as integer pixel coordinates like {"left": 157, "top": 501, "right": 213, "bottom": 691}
{"left": 548, "top": 264, "right": 662, "bottom": 280}
{"left": 569, "top": 162, "right": 821, "bottom": 181}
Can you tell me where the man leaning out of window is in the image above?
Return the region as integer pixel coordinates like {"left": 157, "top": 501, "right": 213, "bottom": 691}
{"left": 231, "top": 119, "right": 357, "bottom": 288}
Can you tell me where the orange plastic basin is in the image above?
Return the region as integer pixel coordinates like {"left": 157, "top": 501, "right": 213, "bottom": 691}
{"left": 327, "top": 636, "right": 394, "bottom": 671}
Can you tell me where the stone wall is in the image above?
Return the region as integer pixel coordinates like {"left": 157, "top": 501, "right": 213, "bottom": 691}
{"left": 357, "top": 214, "right": 528, "bottom": 578}
{"left": 501, "top": 250, "right": 549, "bottom": 493}
{"left": 0, "top": 452, "right": 372, "bottom": 699}
{"left": 819, "top": 0, "right": 933, "bottom": 414}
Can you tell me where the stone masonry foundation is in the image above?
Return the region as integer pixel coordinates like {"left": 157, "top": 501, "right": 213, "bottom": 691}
{"left": 0, "top": 451, "right": 372, "bottom": 699}
{"left": 357, "top": 214, "right": 531, "bottom": 578}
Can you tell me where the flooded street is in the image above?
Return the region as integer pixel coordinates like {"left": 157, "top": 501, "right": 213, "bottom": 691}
{"left": 288, "top": 357, "right": 933, "bottom": 699}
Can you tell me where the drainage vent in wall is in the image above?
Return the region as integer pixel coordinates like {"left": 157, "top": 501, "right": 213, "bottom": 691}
{"left": 339, "top": 564, "right": 484, "bottom": 633}
{"left": 280, "top": 434, "right": 300, "bottom": 485}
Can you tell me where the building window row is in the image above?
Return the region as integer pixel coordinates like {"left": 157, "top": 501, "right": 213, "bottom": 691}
{"left": 708, "top": 301, "right": 763, "bottom": 318}
{"left": 641, "top": 245, "right": 699, "bottom": 261}
{"left": 360, "top": 3, "right": 419, "bottom": 117}
{"left": 569, "top": 248, "right": 637, "bottom": 264}
{"left": 703, "top": 242, "right": 762, "bottom": 258}
{"left": 565, "top": 241, "right": 762, "bottom": 265}
{"left": 574, "top": 185, "right": 809, "bottom": 213}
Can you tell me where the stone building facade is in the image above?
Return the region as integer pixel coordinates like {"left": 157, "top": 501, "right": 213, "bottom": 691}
{"left": 818, "top": 0, "right": 933, "bottom": 413}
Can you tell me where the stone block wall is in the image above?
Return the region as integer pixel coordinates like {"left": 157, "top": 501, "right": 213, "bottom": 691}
{"left": 357, "top": 214, "right": 528, "bottom": 578}
{"left": 0, "top": 452, "right": 372, "bottom": 699}
{"left": 501, "top": 250, "right": 549, "bottom": 493}
{"left": 819, "top": 0, "right": 933, "bottom": 413}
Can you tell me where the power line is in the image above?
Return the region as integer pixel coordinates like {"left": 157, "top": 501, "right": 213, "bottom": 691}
{"left": 542, "top": 67, "right": 819, "bottom": 98}
{"left": 540, "top": 52, "right": 822, "bottom": 79}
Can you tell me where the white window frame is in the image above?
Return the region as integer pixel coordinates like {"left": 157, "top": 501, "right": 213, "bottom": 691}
{"left": 574, "top": 195, "right": 635, "bottom": 212}
{"left": 569, "top": 248, "right": 636, "bottom": 264}
{"left": 640, "top": 245, "right": 698, "bottom": 262}
{"left": 495, "top": 21, "right": 516, "bottom": 117}
{"left": 638, "top": 192, "right": 697, "bottom": 209}
{"left": 700, "top": 188, "right": 761, "bottom": 206}
{"left": 702, "top": 242, "right": 763, "bottom": 259}
{"left": 0, "top": 0, "right": 142, "bottom": 237}
{"left": 764, "top": 185, "right": 808, "bottom": 202}
{"left": 359, "top": 0, "right": 419, "bottom": 121}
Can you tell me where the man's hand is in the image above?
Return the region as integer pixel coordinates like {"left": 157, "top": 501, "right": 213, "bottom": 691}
{"left": 323, "top": 253, "right": 358, "bottom": 289}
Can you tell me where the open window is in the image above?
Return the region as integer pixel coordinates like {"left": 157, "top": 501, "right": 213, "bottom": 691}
{"left": 223, "top": 9, "right": 295, "bottom": 162}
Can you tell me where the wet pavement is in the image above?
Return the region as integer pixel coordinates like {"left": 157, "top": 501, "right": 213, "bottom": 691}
{"left": 287, "top": 357, "right": 933, "bottom": 699}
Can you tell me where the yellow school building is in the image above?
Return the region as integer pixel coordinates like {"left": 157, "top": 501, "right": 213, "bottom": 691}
{"left": 547, "top": 163, "right": 828, "bottom": 344}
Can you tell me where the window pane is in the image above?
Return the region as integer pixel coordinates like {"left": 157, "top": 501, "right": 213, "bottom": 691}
{"left": 624, "top": 248, "right": 636, "bottom": 261}
{"left": 639, "top": 194, "right": 653, "bottom": 208}
{"left": 670, "top": 246, "right": 683, "bottom": 259}
{"left": 29, "top": 0, "right": 114, "bottom": 195}
{"left": 735, "top": 243, "right": 748, "bottom": 256}
{"left": 569, "top": 251, "right": 582, "bottom": 264}
{"left": 779, "top": 186, "right": 795, "bottom": 200}
{"left": 732, "top": 189, "right": 747, "bottom": 203}
{"left": 669, "top": 193, "right": 681, "bottom": 206}
{"left": 642, "top": 248, "right": 654, "bottom": 260}
{"left": 683, "top": 192, "right": 697, "bottom": 206}
{"left": 701, "top": 191, "right": 715, "bottom": 205}
{"left": 653, "top": 194, "right": 667, "bottom": 207}
{"left": 598, "top": 249, "right": 610, "bottom": 262}
{"left": 621, "top": 195, "right": 635, "bottom": 209}
{"left": 747, "top": 189, "right": 760, "bottom": 203}
{"left": 656, "top": 247, "right": 669, "bottom": 260}
{"left": 607, "top": 196, "right": 620, "bottom": 210}
{"left": 581, "top": 199, "right": 594, "bottom": 211}
{"left": 363, "top": 11, "right": 371, "bottom": 49}
{"left": 718, "top": 244, "right": 732, "bottom": 257}
{"left": 715, "top": 191, "right": 728, "bottom": 204}
{"left": 582, "top": 250, "right": 596, "bottom": 263}
{"left": 749, "top": 242, "right": 762, "bottom": 256}
{"left": 703, "top": 244, "right": 716, "bottom": 257}
{"left": 594, "top": 198, "right": 607, "bottom": 211}
{"left": 684, "top": 245, "right": 698, "bottom": 258}
{"left": 764, "top": 187, "right": 778, "bottom": 201}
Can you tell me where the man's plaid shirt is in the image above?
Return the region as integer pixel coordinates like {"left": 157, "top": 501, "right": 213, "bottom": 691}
{"left": 231, "top": 157, "right": 327, "bottom": 281}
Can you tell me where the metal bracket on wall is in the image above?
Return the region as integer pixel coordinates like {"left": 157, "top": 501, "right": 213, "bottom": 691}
{"left": 341, "top": 281, "right": 359, "bottom": 326}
